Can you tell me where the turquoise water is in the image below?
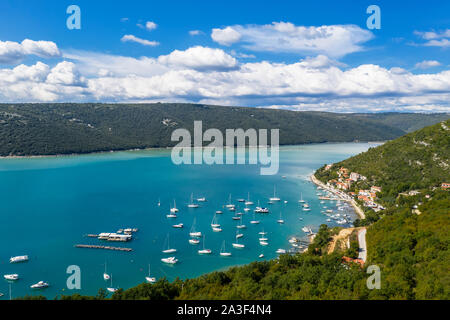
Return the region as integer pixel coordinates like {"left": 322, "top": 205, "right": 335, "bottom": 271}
{"left": 0, "top": 143, "right": 377, "bottom": 299}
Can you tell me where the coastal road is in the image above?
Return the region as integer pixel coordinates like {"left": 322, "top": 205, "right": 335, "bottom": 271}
{"left": 358, "top": 228, "right": 367, "bottom": 263}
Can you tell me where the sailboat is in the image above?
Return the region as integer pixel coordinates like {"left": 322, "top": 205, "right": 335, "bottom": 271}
{"left": 250, "top": 212, "right": 260, "bottom": 224}
{"left": 103, "top": 262, "right": 110, "bottom": 281}
{"left": 220, "top": 240, "right": 232, "bottom": 257}
{"left": 299, "top": 192, "right": 306, "bottom": 203}
{"left": 170, "top": 200, "right": 179, "bottom": 213}
{"left": 277, "top": 212, "right": 285, "bottom": 224}
{"left": 162, "top": 234, "right": 177, "bottom": 254}
{"left": 107, "top": 274, "right": 118, "bottom": 293}
{"left": 236, "top": 216, "right": 246, "bottom": 229}
{"left": 161, "top": 256, "right": 178, "bottom": 264}
{"left": 245, "top": 192, "right": 254, "bottom": 206}
{"left": 269, "top": 186, "right": 281, "bottom": 202}
{"left": 189, "top": 218, "right": 202, "bottom": 238}
{"left": 225, "top": 194, "right": 235, "bottom": 209}
{"left": 232, "top": 233, "right": 245, "bottom": 248}
{"left": 211, "top": 214, "right": 220, "bottom": 228}
{"left": 187, "top": 193, "right": 199, "bottom": 208}
{"left": 145, "top": 264, "right": 156, "bottom": 284}
{"left": 198, "top": 235, "right": 212, "bottom": 254}
{"left": 166, "top": 207, "right": 177, "bottom": 218}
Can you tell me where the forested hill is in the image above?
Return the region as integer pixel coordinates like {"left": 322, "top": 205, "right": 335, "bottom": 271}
{"left": 0, "top": 103, "right": 448, "bottom": 156}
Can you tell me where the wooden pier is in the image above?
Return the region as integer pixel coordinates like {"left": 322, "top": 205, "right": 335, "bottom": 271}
{"left": 75, "top": 244, "right": 133, "bottom": 252}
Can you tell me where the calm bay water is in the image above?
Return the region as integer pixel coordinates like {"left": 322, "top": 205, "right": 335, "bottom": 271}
{"left": 0, "top": 143, "right": 377, "bottom": 299}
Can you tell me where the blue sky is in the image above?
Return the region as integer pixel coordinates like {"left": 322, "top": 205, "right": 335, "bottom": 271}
{"left": 0, "top": 0, "right": 449, "bottom": 112}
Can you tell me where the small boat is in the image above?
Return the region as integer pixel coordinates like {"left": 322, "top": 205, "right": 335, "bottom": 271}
{"left": 259, "top": 241, "right": 269, "bottom": 246}
{"left": 269, "top": 186, "right": 281, "bottom": 202}
{"left": 277, "top": 212, "right": 285, "bottom": 224}
{"left": 259, "top": 237, "right": 268, "bottom": 241}
{"left": 220, "top": 240, "right": 232, "bottom": 257}
{"left": 299, "top": 192, "right": 305, "bottom": 203}
{"left": 258, "top": 229, "right": 267, "bottom": 236}
{"left": 237, "top": 199, "right": 246, "bottom": 203}
{"left": 259, "top": 253, "right": 265, "bottom": 258}
{"left": 232, "top": 240, "right": 245, "bottom": 249}
{"left": 189, "top": 238, "right": 200, "bottom": 245}
{"left": 161, "top": 257, "right": 178, "bottom": 264}
{"left": 236, "top": 212, "right": 244, "bottom": 216}
{"left": 158, "top": 198, "right": 161, "bottom": 207}
{"left": 106, "top": 274, "right": 118, "bottom": 293}
{"left": 145, "top": 264, "right": 156, "bottom": 284}
{"left": 212, "top": 227, "right": 222, "bottom": 232}
{"left": 211, "top": 214, "right": 220, "bottom": 228}
{"left": 255, "top": 207, "right": 269, "bottom": 213}
{"left": 229, "top": 206, "right": 236, "bottom": 212}
{"left": 284, "top": 200, "right": 288, "bottom": 204}
{"left": 189, "top": 218, "right": 202, "bottom": 237}
{"left": 4, "top": 274, "right": 19, "bottom": 281}
{"left": 30, "top": 281, "right": 49, "bottom": 289}
{"left": 236, "top": 218, "right": 246, "bottom": 229}
{"left": 103, "top": 262, "right": 110, "bottom": 281}
{"left": 276, "top": 249, "right": 286, "bottom": 254}
{"left": 10, "top": 255, "right": 28, "bottom": 264}
{"left": 197, "top": 197, "right": 207, "bottom": 202}
{"left": 170, "top": 200, "right": 179, "bottom": 213}
{"left": 245, "top": 192, "right": 254, "bottom": 206}
{"left": 166, "top": 213, "right": 177, "bottom": 218}
{"left": 244, "top": 207, "right": 251, "bottom": 212}
{"left": 232, "top": 216, "right": 241, "bottom": 221}
{"left": 162, "top": 234, "right": 177, "bottom": 254}
{"left": 172, "top": 223, "right": 184, "bottom": 228}
{"left": 215, "top": 210, "right": 223, "bottom": 214}
{"left": 302, "top": 226, "right": 312, "bottom": 233}
{"left": 289, "top": 237, "right": 299, "bottom": 244}
{"left": 326, "top": 209, "right": 333, "bottom": 213}
{"left": 250, "top": 212, "right": 260, "bottom": 224}
{"left": 225, "top": 194, "right": 235, "bottom": 208}
{"left": 198, "top": 235, "right": 212, "bottom": 255}
{"left": 187, "top": 193, "right": 199, "bottom": 208}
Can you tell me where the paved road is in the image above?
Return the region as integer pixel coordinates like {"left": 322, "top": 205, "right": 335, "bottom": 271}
{"left": 358, "top": 228, "right": 367, "bottom": 262}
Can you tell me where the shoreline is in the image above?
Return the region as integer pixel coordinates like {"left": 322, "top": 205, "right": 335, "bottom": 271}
{"left": 310, "top": 174, "right": 366, "bottom": 220}
{"left": 0, "top": 141, "right": 383, "bottom": 160}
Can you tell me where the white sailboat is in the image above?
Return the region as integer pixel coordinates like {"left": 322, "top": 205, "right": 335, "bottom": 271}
{"left": 245, "top": 192, "right": 254, "bottom": 206}
{"left": 276, "top": 248, "right": 286, "bottom": 254}
{"left": 269, "top": 186, "right": 281, "bottom": 202}
{"left": 220, "top": 240, "right": 232, "bottom": 257}
{"left": 107, "top": 275, "right": 118, "bottom": 293}
{"left": 187, "top": 193, "right": 199, "bottom": 208}
{"left": 236, "top": 217, "right": 246, "bottom": 229}
{"left": 211, "top": 214, "right": 220, "bottom": 228}
{"left": 189, "top": 218, "right": 202, "bottom": 238}
{"left": 250, "top": 212, "right": 260, "bottom": 224}
{"left": 198, "top": 235, "right": 212, "bottom": 255}
{"left": 277, "top": 212, "right": 285, "bottom": 224}
{"left": 162, "top": 234, "right": 177, "bottom": 254}
{"left": 103, "top": 262, "right": 110, "bottom": 281}
{"left": 145, "top": 264, "right": 156, "bottom": 284}
{"left": 170, "top": 200, "right": 179, "bottom": 213}
{"left": 189, "top": 238, "right": 200, "bottom": 245}
{"left": 299, "top": 192, "right": 305, "bottom": 203}
{"left": 172, "top": 223, "right": 184, "bottom": 228}
{"left": 232, "top": 232, "right": 245, "bottom": 249}
{"left": 225, "top": 194, "right": 235, "bottom": 209}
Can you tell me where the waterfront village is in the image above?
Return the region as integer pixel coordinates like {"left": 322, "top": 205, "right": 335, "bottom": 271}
{"left": 323, "top": 165, "right": 385, "bottom": 212}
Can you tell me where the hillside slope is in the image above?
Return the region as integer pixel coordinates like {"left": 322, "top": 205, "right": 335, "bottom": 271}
{"left": 0, "top": 103, "right": 447, "bottom": 156}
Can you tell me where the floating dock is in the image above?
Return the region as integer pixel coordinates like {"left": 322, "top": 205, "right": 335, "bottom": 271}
{"left": 75, "top": 244, "right": 133, "bottom": 252}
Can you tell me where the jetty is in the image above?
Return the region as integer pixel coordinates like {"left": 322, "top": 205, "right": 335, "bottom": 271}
{"left": 75, "top": 244, "right": 133, "bottom": 252}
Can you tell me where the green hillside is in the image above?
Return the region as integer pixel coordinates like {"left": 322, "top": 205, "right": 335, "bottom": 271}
{"left": 0, "top": 103, "right": 447, "bottom": 156}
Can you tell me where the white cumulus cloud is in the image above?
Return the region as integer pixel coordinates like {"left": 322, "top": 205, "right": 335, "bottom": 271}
{"left": 157, "top": 46, "right": 238, "bottom": 71}
{"left": 0, "top": 39, "right": 61, "bottom": 64}
{"left": 211, "top": 22, "right": 374, "bottom": 57}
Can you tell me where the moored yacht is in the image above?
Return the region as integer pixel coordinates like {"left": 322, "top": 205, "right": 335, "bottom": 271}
{"left": 162, "top": 234, "right": 177, "bottom": 254}
{"left": 269, "top": 186, "right": 281, "bottom": 202}
{"left": 30, "top": 281, "right": 49, "bottom": 289}
{"left": 161, "top": 257, "right": 178, "bottom": 264}
{"left": 198, "top": 235, "right": 212, "bottom": 255}
{"left": 145, "top": 264, "right": 156, "bottom": 284}
{"left": 10, "top": 255, "right": 28, "bottom": 264}
{"left": 187, "top": 193, "right": 199, "bottom": 208}
{"left": 172, "top": 223, "right": 184, "bottom": 228}
{"left": 4, "top": 274, "right": 19, "bottom": 281}
{"left": 220, "top": 240, "right": 232, "bottom": 257}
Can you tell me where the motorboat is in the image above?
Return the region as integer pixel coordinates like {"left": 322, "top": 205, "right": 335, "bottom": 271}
{"left": 4, "top": 274, "right": 19, "bottom": 281}
{"left": 10, "top": 255, "right": 28, "bottom": 264}
{"left": 30, "top": 281, "right": 49, "bottom": 289}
